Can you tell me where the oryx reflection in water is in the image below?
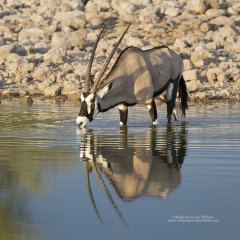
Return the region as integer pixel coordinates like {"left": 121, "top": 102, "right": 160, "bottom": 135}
{"left": 79, "top": 124, "right": 188, "bottom": 225}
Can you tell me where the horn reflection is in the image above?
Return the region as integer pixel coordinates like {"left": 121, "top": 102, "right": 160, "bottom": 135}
{"left": 79, "top": 124, "right": 188, "bottom": 224}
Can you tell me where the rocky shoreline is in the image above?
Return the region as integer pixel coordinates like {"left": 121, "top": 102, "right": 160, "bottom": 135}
{"left": 0, "top": 0, "right": 239, "bottom": 104}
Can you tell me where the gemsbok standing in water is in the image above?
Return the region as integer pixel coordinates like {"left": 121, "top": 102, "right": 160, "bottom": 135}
{"left": 76, "top": 24, "right": 188, "bottom": 127}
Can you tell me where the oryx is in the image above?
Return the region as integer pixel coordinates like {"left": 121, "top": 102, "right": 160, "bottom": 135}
{"left": 76, "top": 24, "right": 188, "bottom": 127}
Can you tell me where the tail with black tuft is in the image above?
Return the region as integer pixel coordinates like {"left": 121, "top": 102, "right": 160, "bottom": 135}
{"left": 178, "top": 76, "right": 188, "bottom": 117}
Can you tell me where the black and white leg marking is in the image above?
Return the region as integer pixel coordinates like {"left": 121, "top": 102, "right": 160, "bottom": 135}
{"left": 118, "top": 104, "right": 128, "bottom": 126}
{"left": 147, "top": 100, "right": 158, "bottom": 126}
{"left": 167, "top": 78, "right": 180, "bottom": 122}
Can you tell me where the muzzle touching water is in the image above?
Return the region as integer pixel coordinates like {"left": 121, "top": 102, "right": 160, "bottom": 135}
{"left": 77, "top": 93, "right": 97, "bottom": 127}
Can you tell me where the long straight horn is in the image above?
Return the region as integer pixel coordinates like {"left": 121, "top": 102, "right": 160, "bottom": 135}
{"left": 83, "top": 161, "right": 104, "bottom": 224}
{"left": 90, "top": 24, "right": 131, "bottom": 94}
{"left": 92, "top": 162, "right": 128, "bottom": 227}
{"left": 84, "top": 27, "right": 105, "bottom": 93}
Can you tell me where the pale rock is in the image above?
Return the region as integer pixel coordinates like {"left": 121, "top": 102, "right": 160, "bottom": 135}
{"left": 62, "top": 80, "right": 80, "bottom": 95}
{"left": 225, "top": 41, "right": 240, "bottom": 53}
{"left": 200, "top": 22, "right": 210, "bottom": 32}
{"left": 210, "top": 16, "right": 234, "bottom": 26}
{"left": 6, "top": 54, "right": 33, "bottom": 74}
{"left": 138, "top": 5, "right": 160, "bottom": 24}
{"left": 65, "top": 73, "right": 77, "bottom": 81}
{"left": 205, "top": 8, "right": 221, "bottom": 19}
{"left": 219, "top": 89, "right": 231, "bottom": 97}
{"left": 191, "top": 56, "right": 204, "bottom": 67}
{"left": 191, "top": 47, "right": 214, "bottom": 67}
{"left": 117, "top": 1, "right": 137, "bottom": 22}
{"left": 61, "top": 2, "right": 72, "bottom": 12}
{"left": 51, "top": 30, "right": 86, "bottom": 50}
{"left": 217, "top": 73, "right": 229, "bottom": 83}
{"left": 33, "top": 64, "right": 55, "bottom": 82}
{"left": 216, "top": 26, "right": 238, "bottom": 39}
{"left": 6, "top": 53, "right": 21, "bottom": 62}
{"left": 90, "top": 17, "right": 103, "bottom": 28}
{"left": 0, "top": 45, "right": 14, "bottom": 62}
{"left": 186, "top": 0, "right": 207, "bottom": 14}
{"left": 124, "top": 0, "right": 151, "bottom": 5}
{"left": 183, "top": 59, "right": 192, "bottom": 70}
{"left": 27, "top": 84, "right": 39, "bottom": 95}
{"left": 183, "top": 69, "right": 198, "bottom": 81}
{"left": 18, "top": 28, "right": 48, "bottom": 45}
{"left": 206, "top": 42, "right": 219, "bottom": 50}
{"left": 92, "top": 0, "right": 112, "bottom": 11}
{"left": 232, "top": 2, "right": 240, "bottom": 14}
{"left": 228, "top": 7, "right": 238, "bottom": 15}
{"left": 21, "top": 77, "right": 32, "bottom": 87}
{"left": 164, "top": 7, "right": 181, "bottom": 17}
{"left": 207, "top": 0, "right": 220, "bottom": 9}
{"left": 40, "top": 0, "right": 60, "bottom": 5}
{"left": 206, "top": 71, "right": 217, "bottom": 82}
{"left": 87, "top": 31, "right": 98, "bottom": 42}
{"left": 1, "top": 89, "right": 13, "bottom": 97}
{"left": 37, "top": 80, "right": 52, "bottom": 92}
{"left": 174, "top": 39, "right": 187, "bottom": 50}
{"left": 43, "top": 84, "right": 61, "bottom": 97}
{"left": 44, "top": 49, "right": 64, "bottom": 64}
{"left": 54, "top": 10, "right": 86, "bottom": 29}
{"left": 187, "top": 80, "right": 200, "bottom": 92}
{"left": 123, "top": 36, "right": 145, "bottom": 48}
{"left": 18, "top": 88, "right": 28, "bottom": 98}
{"left": 74, "top": 63, "right": 88, "bottom": 78}
{"left": 85, "top": 1, "right": 99, "bottom": 21}
{"left": 195, "top": 92, "right": 207, "bottom": 100}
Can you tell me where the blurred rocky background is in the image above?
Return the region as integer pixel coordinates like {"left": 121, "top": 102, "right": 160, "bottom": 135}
{"left": 0, "top": 0, "right": 239, "bottom": 103}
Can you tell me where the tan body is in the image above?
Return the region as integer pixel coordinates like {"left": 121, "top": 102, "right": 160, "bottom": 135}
{"left": 98, "top": 46, "right": 183, "bottom": 111}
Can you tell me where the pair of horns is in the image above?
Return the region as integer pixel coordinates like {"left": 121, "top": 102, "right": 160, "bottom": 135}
{"left": 84, "top": 24, "right": 131, "bottom": 94}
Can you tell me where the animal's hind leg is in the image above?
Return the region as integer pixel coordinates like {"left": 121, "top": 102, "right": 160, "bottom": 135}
{"left": 160, "top": 94, "right": 178, "bottom": 121}
{"left": 147, "top": 100, "right": 158, "bottom": 126}
{"left": 118, "top": 104, "right": 128, "bottom": 126}
{"left": 167, "top": 80, "right": 179, "bottom": 122}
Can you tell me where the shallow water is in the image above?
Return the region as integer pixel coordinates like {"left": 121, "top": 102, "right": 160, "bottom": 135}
{"left": 0, "top": 101, "right": 240, "bottom": 240}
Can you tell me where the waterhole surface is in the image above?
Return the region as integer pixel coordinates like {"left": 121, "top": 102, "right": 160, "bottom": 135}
{"left": 0, "top": 102, "right": 240, "bottom": 240}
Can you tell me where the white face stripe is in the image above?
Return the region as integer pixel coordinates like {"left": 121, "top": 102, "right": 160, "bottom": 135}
{"left": 80, "top": 93, "right": 95, "bottom": 115}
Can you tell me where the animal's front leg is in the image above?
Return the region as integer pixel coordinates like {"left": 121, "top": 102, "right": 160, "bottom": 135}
{"left": 147, "top": 100, "right": 158, "bottom": 126}
{"left": 118, "top": 104, "right": 128, "bottom": 126}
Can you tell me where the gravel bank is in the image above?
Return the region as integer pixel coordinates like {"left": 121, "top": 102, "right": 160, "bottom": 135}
{"left": 0, "top": 0, "right": 239, "bottom": 103}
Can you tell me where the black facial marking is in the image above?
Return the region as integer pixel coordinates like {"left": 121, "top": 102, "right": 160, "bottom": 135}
{"left": 82, "top": 92, "right": 90, "bottom": 98}
{"left": 78, "top": 93, "right": 96, "bottom": 121}
{"left": 79, "top": 101, "right": 88, "bottom": 116}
